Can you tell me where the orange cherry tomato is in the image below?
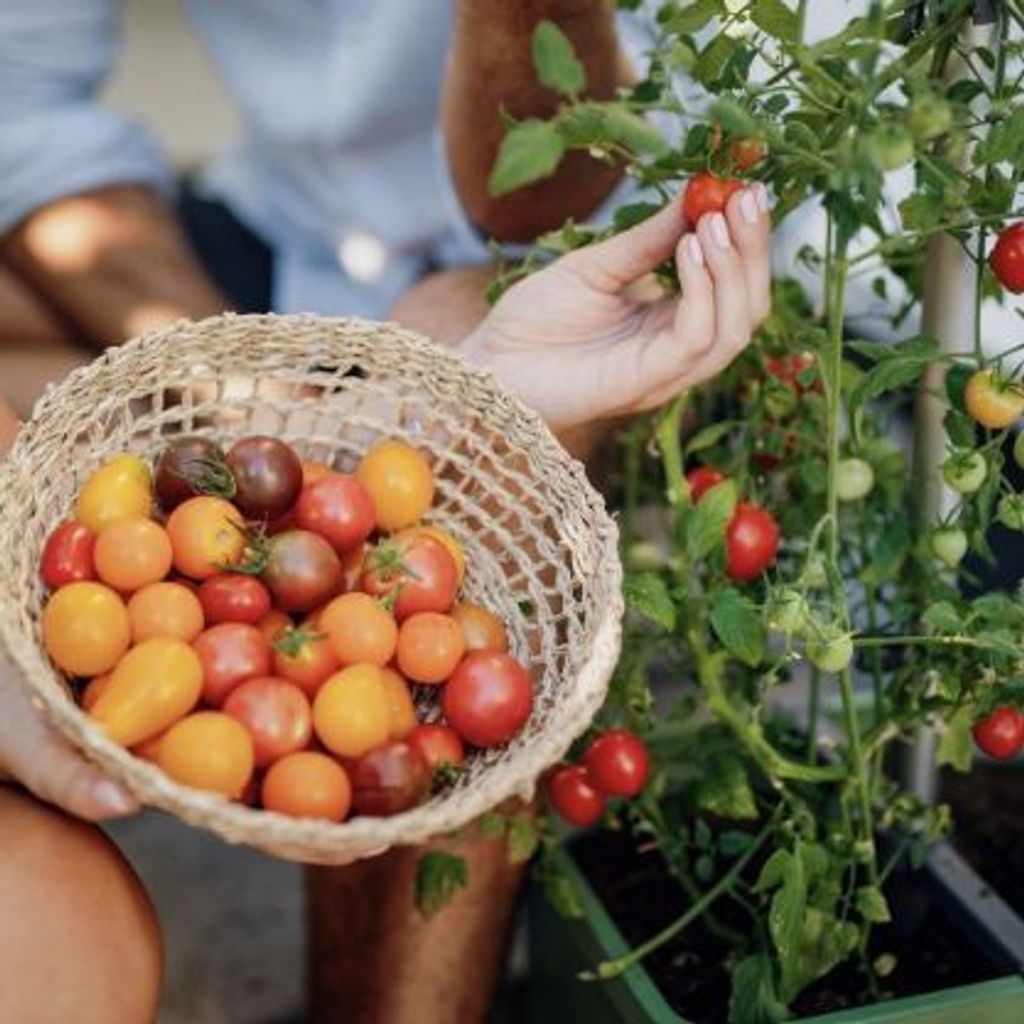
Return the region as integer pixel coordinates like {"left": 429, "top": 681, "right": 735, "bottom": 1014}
{"left": 75, "top": 453, "right": 152, "bottom": 534}
{"left": 450, "top": 603, "right": 509, "bottom": 654}
{"left": 313, "top": 664, "right": 392, "bottom": 758}
{"left": 89, "top": 637, "right": 203, "bottom": 746}
{"left": 42, "top": 581, "right": 130, "bottom": 676}
{"left": 356, "top": 440, "right": 434, "bottom": 533}
{"left": 81, "top": 672, "right": 113, "bottom": 712}
{"left": 127, "top": 581, "right": 205, "bottom": 643}
{"left": 94, "top": 517, "right": 173, "bottom": 592}
{"left": 262, "top": 751, "right": 351, "bottom": 821}
{"left": 397, "top": 525, "right": 466, "bottom": 583}
{"left": 132, "top": 731, "right": 167, "bottom": 763}
{"left": 166, "top": 496, "right": 246, "bottom": 579}
{"left": 272, "top": 625, "right": 339, "bottom": 698}
{"left": 396, "top": 612, "right": 465, "bottom": 685}
{"left": 380, "top": 666, "right": 417, "bottom": 739}
{"left": 319, "top": 592, "right": 397, "bottom": 667}
{"left": 157, "top": 712, "right": 254, "bottom": 798}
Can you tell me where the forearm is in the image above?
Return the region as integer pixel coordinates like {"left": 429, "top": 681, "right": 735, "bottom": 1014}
{"left": 2, "top": 186, "right": 228, "bottom": 347}
{"left": 444, "top": 0, "right": 626, "bottom": 242}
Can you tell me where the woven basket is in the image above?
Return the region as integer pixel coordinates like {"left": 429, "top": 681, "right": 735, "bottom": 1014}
{"left": 0, "top": 313, "right": 622, "bottom": 863}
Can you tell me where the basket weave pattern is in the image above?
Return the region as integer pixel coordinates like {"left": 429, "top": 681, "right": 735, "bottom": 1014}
{"left": 0, "top": 314, "right": 622, "bottom": 863}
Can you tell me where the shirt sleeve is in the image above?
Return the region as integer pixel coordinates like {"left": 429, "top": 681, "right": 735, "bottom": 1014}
{"left": 0, "top": 1, "right": 172, "bottom": 234}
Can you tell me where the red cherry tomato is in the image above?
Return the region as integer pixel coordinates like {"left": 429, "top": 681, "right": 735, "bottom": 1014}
{"left": 407, "top": 723, "right": 466, "bottom": 773}
{"left": 681, "top": 172, "right": 743, "bottom": 226}
{"left": 270, "top": 624, "right": 340, "bottom": 698}
{"left": 40, "top": 520, "right": 96, "bottom": 588}
{"left": 686, "top": 467, "right": 725, "bottom": 503}
{"left": 361, "top": 534, "right": 458, "bottom": 621}
{"left": 294, "top": 474, "right": 376, "bottom": 553}
{"left": 222, "top": 676, "right": 313, "bottom": 768}
{"left": 350, "top": 740, "right": 432, "bottom": 816}
{"left": 990, "top": 222, "right": 1024, "bottom": 294}
{"left": 263, "top": 529, "right": 343, "bottom": 613}
{"left": 973, "top": 707, "right": 1024, "bottom": 760}
{"left": 725, "top": 503, "right": 780, "bottom": 581}
{"left": 442, "top": 651, "right": 533, "bottom": 748}
{"left": 764, "top": 351, "right": 821, "bottom": 393}
{"left": 193, "top": 622, "right": 272, "bottom": 706}
{"left": 547, "top": 765, "right": 606, "bottom": 827}
{"left": 198, "top": 573, "right": 273, "bottom": 625}
{"left": 583, "top": 729, "right": 650, "bottom": 797}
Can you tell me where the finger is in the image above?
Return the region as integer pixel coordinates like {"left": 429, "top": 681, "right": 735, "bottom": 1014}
{"left": 725, "top": 183, "right": 772, "bottom": 324}
{"left": 695, "top": 210, "right": 752, "bottom": 363}
{"left": 560, "top": 201, "right": 684, "bottom": 294}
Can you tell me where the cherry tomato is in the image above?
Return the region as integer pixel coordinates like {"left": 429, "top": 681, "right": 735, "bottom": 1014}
{"left": 313, "top": 664, "right": 392, "bottom": 758}
{"left": 806, "top": 632, "right": 854, "bottom": 673}
{"left": 686, "top": 467, "right": 725, "bottom": 503}
{"left": 90, "top": 637, "right": 203, "bottom": 746}
{"left": 361, "top": 535, "right": 458, "bottom": 621}
{"left": 301, "top": 461, "right": 337, "bottom": 487}
{"left": 166, "top": 496, "right": 247, "bottom": 579}
{"left": 340, "top": 542, "right": 367, "bottom": 592}
{"left": 350, "top": 740, "right": 431, "bottom": 816}
{"left": 226, "top": 435, "right": 303, "bottom": 520}
{"left": 998, "top": 494, "right": 1024, "bottom": 532}
{"left": 132, "top": 731, "right": 167, "bottom": 764}
{"left": 836, "top": 458, "right": 875, "bottom": 502}
{"left": 546, "top": 765, "right": 606, "bottom": 827}
{"left": 262, "top": 751, "right": 352, "bottom": 821}
{"left": 193, "top": 622, "right": 272, "bottom": 706}
{"left": 450, "top": 603, "right": 509, "bottom": 654}
{"left": 990, "top": 222, "right": 1024, "bottom": 294}
{"left": 942, "top": 450, "right": 986, "bottom": 494}
{"left": 258, "top": 609, "right": 293, "bottom": 644}
{"left": 931, "top": 526, "right": 967, "bottom": 568}
{"left": 764, "top": 351, "right": 820, "bottom": 393}
{"left": 127, "top": 581, "right": 205, "bottom": 642}
{"left": 319, "top": 592, "right": 398, "bottom": 667}
{"left": 154, "top": 436, "right": 234, "bottom": 511}
{"left": 157, "top": 711, "right": 254, "bottom": 798}
{"left": 407, "top": 723, "right": 465, "bottom": 772}
{"left": 223, "top": 676, "right": 313, "bottom": 768}
{"left": 75, "top": 453, "right": 153, "bottom": 534}
{"left": 583, "top": 729, "right": 650, "bottom": 797}
{"left": 81, "top": 672, "right": 113, "bottom": 713}
{"left": 973, "top": 707, "right": 1024, "bottom": 760}
{"left": 964, "top": 369, "right": 1024, "bottom": 430}
{"left": 442, "top": 652, "right": 533, "bottom": 748}
{"left": 93, "top": 517, "right": 173, "bottom": 592}
{"left": 397, "top": 524, "right": 466, "bottom": 583}
{"left": 198, "top": 572, "right": 273, "bottom": 625}
{"left": 380, "top": 666, "right": 417, "bottom": 739}
{"left": 396, "top": 612, "right": 465, "bottom": 685}
{"left": 40, "top": 520, "right": 96, "bottom": 589}
{"left": 43, "top": 581, "right": 130, "bottom": 676}
{"left": 294, "top": 474, "right": 376, "bottom": 553}
{"left": 262, "top": 529, "right": 343, "bottom": 613}
{"left": 272, "top": 626, "right": 340, "bottom": 698}
{"left": 729, "top": 137, "right": 766, "bottom": 171}
{"left": 681, "top": 172, "right": 743, "bottom": 226}
{"left": 725, "top": 504, "right": 780, "bottom": 581}
{"left": 356, "top": 439, "right": 434, "bottom": 533}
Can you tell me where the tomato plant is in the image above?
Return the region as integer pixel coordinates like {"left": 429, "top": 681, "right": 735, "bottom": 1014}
{"left": 963, "top": 369, "right": 1024, "bottom": 430}
{"left": 681, "top": 171, "right": 742, "bottom": 226}
{"left": 990, "top": 221, "right": 1024, "bottom": 294}
{"left": 582, "top": 729, "right": 650, "bottom": 798}
{"left": 724, "top": 504, "right": 779, "bottom": 582}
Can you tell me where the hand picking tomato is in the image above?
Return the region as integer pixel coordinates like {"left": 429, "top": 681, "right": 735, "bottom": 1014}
{"left": 407, "top": 723, "right": 465, "bottom": 773}
{"left": 43, "top": 581, "right": 131, "bottom": 676}
{"left": 193, "top": 622, "right": 273, "bottom": 706}
{"left": 361, "top": 534, "right": 458, "bottom": 621}
{"left": 226, "top": 435, "right": 303, "bottom": 520}
{"left": 127, "top": 581, "right": 205, "bottom": 643}
{"left": 75, "top": 453, "right": 153, "bottom": 534}
{"left": 990, "top": 222, "right": 1024, "bottom": 293}
{"left": 313, "top": 664, "right": 392, "bottom": 758}
{"left": 154, "top": 436, "right": 234, "bottom": 511}
{"left": 320, "top": 592, "right": 398, "bottom": 666}
{"left": 442, "top": 651, "right": 533, "bottom": 748}
{"left": 262, "top": 751, "right": 352, "bottom": 821}
{"left": 223, "top": 676, "right": 313, "bottom": 767}
{"left": 681, "top": 172, "right": 743, "bottom": 226}
{"left": 546, "top": 765, "right": 606, "bottom": 827}
{"left": 396, "top": 612, "right": 465, "bottom": 685}
{"left": 972, "top": 706, "right": 1024, "bottom": 760}
{"left": 350, "top": 740, "right": 432, "bottom": 816}
{"left": 294, "top": 474, "right": 376, "bottom": 553}
{"left": 356, "top": 439, "right": 434, "bottom": 532}
{"left": 583, "top": 729, "right": 650, "bottom": 797}
{"left": 94, "top": 517, "right": 173, "bottom": 592}
{"left": 725, "top": 503, "right": 780, "bottom": 581}
{"left": 157, "top": 711, "right": 254, "bottom": 798}
{"left": 166, "top": 496, "right": 247, "bottom": 579}
{"left": 380, "top": 666, "right": 418, "bottom": 739}
{"left": 272, "top": 626, "right": 340, "bottom": 697}
{"left": 450, "top": 603, "right": 509, "bottom": 654}
{"left": 262, "top": 529, "right": 343, "bottom": 613}
{"left": 199, "top": 572, "right": 273, "bottom": 625}
{"left": 686, "top": 466, "right": 725, "bottom": 503}
{"left": 964, "top": 369, "right": 1024, "bottom": 430}
{"left": 40, "top": 520, "right": 96, "bottom": 589}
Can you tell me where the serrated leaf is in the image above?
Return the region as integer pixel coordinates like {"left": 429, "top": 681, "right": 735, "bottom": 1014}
{"left": 686, "top": 478, "right": 738, "bottom": 558}
{"left": 693, "top": 33, "right": 739, "bottom": 86}
{"left": 771, "top": 843, "right": 807, "bottom": 996}
{"left": 661, "top": 0, "right": 720, "bottom": 35}
{"left": 489, "top": 120, "right": 566, "bottom": 197}
{"left": 750, "top": 0, "right": 799, "bottom": 43}
{"left": 710, "top": 97, "right": 758, "bottom": 137}
{"left": 697, "top": 755, "right": 758, "bottom": 820}
{"left": 532, "top": 21, "right": 586, "bottom": 98}
{"left": 506, "top": 816, "right": 540, "bottom": 864}
{"left": 623, "top": 571, "right": 677, "bottom": 632}
{"left": 415, "top": 853, "right": 468, "bottom": 920}
{"left": 855, "top": 885, "right": 892, "bottom": 923}
{"left": 710, "top": 587, "right": 766, "bottom": 667}
{"left": 937, "top": 706, "right": 974, "bottom": 772}
{"left": 728, "top": 955, "right": 788, "bottom": 1024}
{"left": 975, "top": 106, "right": 1024, "bottom": 166}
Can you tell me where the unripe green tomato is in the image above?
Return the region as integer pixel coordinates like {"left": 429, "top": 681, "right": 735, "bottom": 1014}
{"left": 806, "top": 632, "right": 854, "bottom": 673}
{"left": 866, "top": 124, "right": 914, "bottom": 171}
{"left": 801, "top": 553, "right": 829, "bottom": 589}
{"left": 767, "top": 589, "right": 810, "bottom": 635}
{"left": 836, "top": 458, "right": 875, "bottom": 502}
{"left": 931, "top": 526, "right": 967, "bottom": 567}
{"left": 1013, "top": 430, "right": 1024, "bottom": 471}
{"left": 908, "top": 95, "right": 952, "bottom": 142}
{"left": 627, "top": 540, "right": 668, "bottom": 571}
{"left": 998, "top": 494, "right": 1024, "bottom": 531}
{"left": 942, "top": 450, "right": 987, "bottom": 494}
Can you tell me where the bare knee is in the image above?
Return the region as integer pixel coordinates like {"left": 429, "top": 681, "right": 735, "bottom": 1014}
{"left": 0, "top": 788, "right": 162, "bottom": 1024}
{"left": 389, "top": 265, "right": 494, "bottom": 347}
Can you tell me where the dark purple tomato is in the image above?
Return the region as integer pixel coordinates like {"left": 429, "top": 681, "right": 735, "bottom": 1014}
{"left": 350, "top": 740, "right": 432, "bottom": 816}
{"left": 154, "top": 436, "right": 233, "bottom": 511}
{"left": 226, "top": 436, "right": 303, "bottom": 520}
{"left": 263, "top": 530, "right": 343, "bottom": 613}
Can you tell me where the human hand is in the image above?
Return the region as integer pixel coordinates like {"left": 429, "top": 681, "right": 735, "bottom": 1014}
{"left": 459, "top": 183, "right": 772, "bottom": 434}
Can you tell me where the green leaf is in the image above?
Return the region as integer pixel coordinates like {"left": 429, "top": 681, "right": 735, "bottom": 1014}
{"left": 624, "top": 571, "right": 677, "bottom": 632}
{"left": 753, "top": 848, "right": 791, "bottom": 893}
{"left": 855, "top": 885, "right": 892, "bottom": 923}
{"left": 506, "top": 816, "right": 540, "bottom": 864}
{"left": 602, "top": 105, "right": 669, "bottom": 155}
{"left": 710, "top": 97, "right": 758, "bottom": 138}
{"left": 848, "top": 336, "right": 938, "bottom": 408}
{"left": 750, "top": 0, "right": 799, "bottom": 43}
{"left": 479, "top": 812, "right": 506, "bottom": 840}
{"left": 711, "top": 587, "right": 766, "bottom": 668}
{"left": 415, "top": 853, "right": 469, "bottom": 920}
{"left": 532, "top": 21, "right": 586, "bottom": 98}
{"left": 937, "top": 706, "right": 975, "bottom": 773}
{"left": 697, "top": 755, "right": 758, "bottom": 820}
{"left": 685, "top": 421, "right": 740, "bottom": 459}
{"left": 975, "top": 106, "right": 1024, "bottom": 167}
{"left": 770, "top": 843, "right": 807, "bottom": 997}
{"left": 719, "top": 830, "right": 755, "bottom": 857}
{"left": 541, "top": 863, "right": 584, "bottom": 919}
{"left": 661, "top": 0, "right": 721, "bottom": 35}
{"left": 693, "top": 34, "right": 739, "bottom": 87}
{"left": 922, "top": 600, "right": 963, "bottom": 633}
{"left": 489, "top": 120, "right": 566, "bottom": 197}
{"left": 686, "top": 478, "right": 739, "bottom": 559}
{"left": 728, "top": 954, "right": 788, "bottom": 1024}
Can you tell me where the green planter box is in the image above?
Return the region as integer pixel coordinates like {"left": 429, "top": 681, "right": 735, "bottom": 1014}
{"left": 528, "top": 846, "right": 1024, "bottom": 1024}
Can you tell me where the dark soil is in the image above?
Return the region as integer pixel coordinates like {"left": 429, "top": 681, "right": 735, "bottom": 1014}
{"left": 574, "top": 826, "right": 1003, "bottom": 1023}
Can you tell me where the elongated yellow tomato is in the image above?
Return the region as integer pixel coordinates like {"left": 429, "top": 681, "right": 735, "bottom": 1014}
{"left": 157, "top": 712, "right": 254, "bottom": 798}
{"left": 90, "top": 637, "right": 203, "bottom": 746}
{"left": 42, "top": 581, "right": 131, "bottom": 676}
{"left": 75, "top": 453, "right": 153, "bottom": 533}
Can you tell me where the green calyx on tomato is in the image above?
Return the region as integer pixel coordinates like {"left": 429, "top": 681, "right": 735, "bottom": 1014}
{"left": 942, "top": 449, "right": 987, "bottom": 494}
{"left": 766, "top": 588, "right": 810, "bottom": 635}
{"left": 836, "top": 457, "right": 875, "bottom": 502}
{"left": 931, "top": 526, "right": 967, "bottom": 568}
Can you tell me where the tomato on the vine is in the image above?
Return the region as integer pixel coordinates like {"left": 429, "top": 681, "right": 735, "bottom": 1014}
{"left": 973, "top": 707, "right": 1024, "bottom": 760}
{"left": 764, "top": 351, "right": 820, "bottom": 393}
{"left": 361, "top": 534, "right": 458, "bottom": 621}
{"left": 963, "top": 369, "right": 1024, "bottom": 430}
{"left": 294, "top": 474, "right": 376, "bottom": 553}
{"left": 990, "top": 222, "right": 1024, "bottom": 294}
{"left": 199, "top": 572, "right": 273, "bottom": 625}
{"left": 583, "top": 729, "right": 650, "bottom": 797}
{"left": 805, "top": 632, "right": 854, "bottom": 674}
{"left": 442, "top": 651, "right": 533, "bottom": 747}
{"left": 546, "top": 765, "right": 606, "bottom": 827}
{"left": 836, "top": 458, "right": 875, "bottom": 502}
{"left": 681, "top": 172, "right": 743, "bottom": 226}
{"left": 931, "top": 526, "right": 968, "bottom": 568}
{"left": 942, "top": 450, "right": 987, "bottom": 494}
{"left": 998, "top": 494, "right": 1024, "bottom": 532}
{"left": 725, "top": 504, "right": 780, "bottom": 581}
{"left": 686, "top": 466, "right": 725, "bottom": 503}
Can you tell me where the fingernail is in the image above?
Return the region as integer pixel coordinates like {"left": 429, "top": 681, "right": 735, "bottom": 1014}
{"left": 755, "top": 182, "right": 770, "bottom": 213}
{"left": 686, "top": 234, "right": 704, "bottom": 267}
{"left": 741, "top": 189, "right": 759, "bottom": 226}
{"left": 710, "top": 213, "right": 731, "bottom": 249}
{"left": 93, "top": 780, "right": 135, "bottom": 816}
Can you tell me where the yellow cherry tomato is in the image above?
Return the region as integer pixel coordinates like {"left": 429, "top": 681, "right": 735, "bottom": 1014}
{"left": 356, "top": 440, "right": 434, "bottom": 533}
{"left": 964, "top": 369, "right": 1024, "bottom": 430}
{"left": 75, "top": 453, "right": 153, "bottom": 534}
{"left": 127, "top": 581, "right": 205, "bottom": 643}
{"left": 42, "top": 581, "right": 130, "bottom": 676}
{"left": 313, "top": 664, "right": 392, "bottom": 758}
{"left": 398, "top": 524, "right": 465, "bottom": 583}
{"left": 157, "top": 712, "right": 254, "bottom": 798}
{"left": 166, "top": 496, "right": 246, "bottom": 579}
{"left": 380, "top": 666, "right": 417, "bottom": 739}
{"left": 94, "top": 518, "right": 173, "bottom": 592}
{"left": 89, "top": 637, "right": 203, "bottom": 746}
{"left": 81, "top": 672, "right": 113, "bottom": 712}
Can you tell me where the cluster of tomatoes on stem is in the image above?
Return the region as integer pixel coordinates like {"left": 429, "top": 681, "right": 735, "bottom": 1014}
{"left": 39, "top": 433, "right": 534, "bottom": 822}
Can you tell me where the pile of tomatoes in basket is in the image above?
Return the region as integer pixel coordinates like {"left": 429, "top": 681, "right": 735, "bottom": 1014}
{"left": 39, "top": 434, "right": 534, "bottom": 822}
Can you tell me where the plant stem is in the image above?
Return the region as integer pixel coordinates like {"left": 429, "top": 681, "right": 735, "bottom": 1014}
{"left": 805, "top": 666, "right": 821, "bottom": 763}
